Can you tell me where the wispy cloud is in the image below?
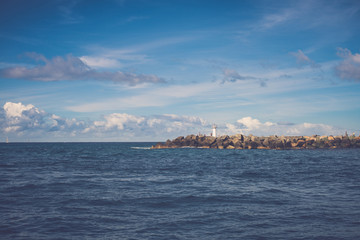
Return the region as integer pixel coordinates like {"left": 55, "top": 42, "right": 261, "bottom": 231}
{"left": 65, "top": 61, "right": 351, "bottom": 115}
{"left": 66, "top": 82, "right": 216, "bottom": 112}
{"left": 58, "top": 0, "right": 83, "bottom": 24}
{"left": 260, "top": 0, "right": 360, "bottom": 31}
{"left": 335, "top": 48, "right": 360, "bottom": 82}
{"left": 80, "top": 36, "right": 196, "bottom": 70}
{"left": 121, "top": 15, "right": 149, "bottom": 24}
{"left": 0, "top": 34, "right": 42, "bottom": 45}
{"left": 221, "top": 69, "right": 267, "bottom": 87}
{"left": 0, "top": 53, "right": 165, "bottom": 85}
{"left": 290, "top": 50, "right": 320, "bottom": 68}
{"left": 258, "top": 8, "right": 297, "bottom": 30}
{"left": 236, "top": 0, "right": 360, "bottom": 44}
{"left": 79, "top": 56, "right": 123, "bottom": 69}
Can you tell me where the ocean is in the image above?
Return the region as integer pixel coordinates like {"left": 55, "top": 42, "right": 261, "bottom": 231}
{"left": 1, "top": 142, "right": 360, "bottom": 239}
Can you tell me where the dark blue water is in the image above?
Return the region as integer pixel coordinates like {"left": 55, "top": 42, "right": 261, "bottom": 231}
{"left": 1, "top": 143, "right": 360, "bottom": 239}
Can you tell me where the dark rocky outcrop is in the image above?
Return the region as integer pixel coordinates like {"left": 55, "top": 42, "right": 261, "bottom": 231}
{"left": 151, "top": 134, "right": 360, "bottom": 150}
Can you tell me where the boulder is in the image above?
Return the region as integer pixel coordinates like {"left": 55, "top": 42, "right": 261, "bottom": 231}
{"left": 263, "top": 138, "right": 269, "bottom": 146}
{"left": 341, "top": 139, "right": 351, "bottom": 148}
{"left": 234, "top": 141, "right": 244, "bottom": 149}
{"left": 284, "top": 139, "right": 292, "bottom": 148}
{"left": 296, "top": 140, "right": 306, "bottom": 148}
{"left": 235, "top": 134, "right": 244, "bottom": 142}
{"left": 275, "top": 140, "right": 285, "bottom": 149}
{"left": 249, "top": 141, "right": 259, "bottom": 149}
{"left": 226, "top": 145, "right": 235, "bottom": 149}
{"left": 306, "top": 139, "right": 315, "bottom": 146}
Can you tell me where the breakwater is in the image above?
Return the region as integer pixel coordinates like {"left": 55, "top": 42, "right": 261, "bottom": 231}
{"left": 151, "top": 134, "right": 360, "bottom": 149}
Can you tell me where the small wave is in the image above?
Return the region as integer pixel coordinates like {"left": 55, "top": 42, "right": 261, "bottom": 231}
{"left": 131, "top": 146, "right": 151, "bottom": 150}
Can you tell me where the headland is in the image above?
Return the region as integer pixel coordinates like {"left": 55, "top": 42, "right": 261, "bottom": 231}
{"left": 151, "top": 134, "right": 360, "bottom": 150}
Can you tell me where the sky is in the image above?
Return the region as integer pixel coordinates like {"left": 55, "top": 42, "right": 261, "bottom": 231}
{"left": 1, "top": 0, "right": 360, "bottom": 142}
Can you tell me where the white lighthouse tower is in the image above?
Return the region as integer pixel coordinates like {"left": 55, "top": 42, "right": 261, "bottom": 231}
{"left": 212, "top": 124, "right": 217, "bottom": 138}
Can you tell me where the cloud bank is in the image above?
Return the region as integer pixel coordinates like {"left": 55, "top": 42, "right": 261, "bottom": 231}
{"left": 0, "top": 53, "right": 165, "bottom": 85}
{"left": 224, "top": 116, "right": 344, "bottom": 137}
{"left": 0, "top": 102, "right": 348, "bottom": 142}
{"left": 0, "top": 102, "right": 208, "bottom": 141}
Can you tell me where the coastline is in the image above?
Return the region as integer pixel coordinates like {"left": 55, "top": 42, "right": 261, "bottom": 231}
{"left": 151, "top": 134, "right": 360, "bottom": 150}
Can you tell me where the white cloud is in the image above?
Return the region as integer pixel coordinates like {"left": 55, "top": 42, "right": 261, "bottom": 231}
{"left": 1, "top": 102, "right": 47, "bottom": 133}
{"left": 90, "top": 113, "right": 208, "bottom": 138}
{"left": 1, "top": 102, "right": 86, "bottom": 137}
{"left": 335, "top": 48, "right": 360, "bottom": 82}
{"left": 0, "top": 102, "right": 349, "bottom": 141}
{"left": 4, "top": 126, "right": 21, "bottom": 133}
{"left": 224, "top": 116, "right": 344, "bottom": 136}
{"left": 94, "top": 113, "right": 145, "bottom": 130}
{"left": 237, "top": 116, "right": 262, "bottom": 130}
{"left": 0, "top": 101, "right": 210, "bottom": 140}
{"left": 79, "top": 56, "right": 122, "bottom": 69}
{"left": 3, "top": 102, "right": 39, "bottom": 118}
{"left": 147, "top": 118, "right": 162, "bottom": 127}
{"left": 236, "top": 116, "right": 274, "bottom": 130}
{"left": 0, "top": 53, "right": 165, "bottom": 85}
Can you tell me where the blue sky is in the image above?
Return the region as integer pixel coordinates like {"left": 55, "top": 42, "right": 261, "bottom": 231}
{"left": 1, "top": 0, "right": 360, "bottom": 142}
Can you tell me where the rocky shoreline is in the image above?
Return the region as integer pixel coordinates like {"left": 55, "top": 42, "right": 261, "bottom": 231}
{"left": 151, "top": 134, "right": 360, "bottom": 150}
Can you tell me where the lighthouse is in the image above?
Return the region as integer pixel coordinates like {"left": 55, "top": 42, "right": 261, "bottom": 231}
{"left": 212, "top": 124, "right": 217, "bottom": 138}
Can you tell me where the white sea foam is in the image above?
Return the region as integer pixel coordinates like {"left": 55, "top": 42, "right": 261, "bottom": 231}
{"left": 131, "top": 146, "right": 151, "bottom": 150}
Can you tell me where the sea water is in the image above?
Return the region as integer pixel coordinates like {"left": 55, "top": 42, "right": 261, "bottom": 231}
{"left": 1, "top": 142, "right": 360, "bottom": 239}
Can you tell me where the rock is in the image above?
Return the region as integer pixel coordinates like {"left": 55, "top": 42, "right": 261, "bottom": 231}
{"left": 306, "top": 139, "right": 315, "bottom": 146}
{"left": 249, "top": 141, "right": 259, "bottom": 149}
{"left": 197, "top": 136, "right": 215, "bottom": 147}
{"left": 296, "top": 140, "right": 306, "bottom": 148}
{"left": 151, "top": 133, "right": 360, "bottom": 150}
{"left": 275, "top": 140, "right": 284, "bottom": 149}
{"left": 327, "top": 135, "right": 335, "bottom": 141}
{"left": 284, "top": 139, "right": 292, "bottom": 148}
{"left": 341, "top": 139, "right": 351, "bottom": 148}
{"left": 234, "top": 141, "right": 243, "bottom": 149}
{"left": 222, "top": 140, "right": 230, "bottom": 149}
{"left": 235, "top": 134, "right": 244, "bottom": 142}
